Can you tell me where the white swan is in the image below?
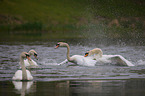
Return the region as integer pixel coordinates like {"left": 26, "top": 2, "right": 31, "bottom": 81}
{"left": 55, "top": 42, "right": 96, "bottom": 66}
{"left": 85, "top": 48, "right": 103, "bottom": 59}
{"left": 84, "top": 48, "right": 134, "bottom": 66}
{"left": 12, "top": 52, "right": 33, "bottom": 81}
{"left": 24, "top": 49, "right": 38, "bottom": 67}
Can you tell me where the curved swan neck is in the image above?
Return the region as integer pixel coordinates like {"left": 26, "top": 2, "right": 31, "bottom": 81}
{"left": 28, "top": 51, "right": 33, "bottom": 56}
{"left": 20, "top": 57, "right": 27, "bottom": 80}
{"left": 65, "top": 43, "right": 72, "bottom": 61}
{"left": 89, "top": 48, "right": 103, "bottom": 59}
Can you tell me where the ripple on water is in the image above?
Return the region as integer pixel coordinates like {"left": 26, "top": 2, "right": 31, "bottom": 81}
{"left": 0, "top": 41, "right": 145, "bottom": 81}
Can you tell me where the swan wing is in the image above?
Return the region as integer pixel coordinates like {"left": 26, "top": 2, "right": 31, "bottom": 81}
{"left": 26, "top": 70, "right": 33, "bottom": 80}
{"left": 24, "top": 59, "right": 30, "bottom": 67}
{"left": 110, "top": 55, "right": 134, "bottom": 66}
{"left": 96, "top": 55, "right": 112, "bottom": 63}
{"left": 31, "top": 59, "right": 38, "bottom": 66}
{"left": 12, "top": 70, "right": 22, "bottom": 80}
{"left": 71, "top": 55, "right": 84, "bottom": 65}
{"left": 12, "top": 70, "right": 33, "bottom": 80}
{"left": 83, "top": 57, "right": 97, "bottom": 66}
{"left": 86, "top": 54, "right": 134, "bottom": 66}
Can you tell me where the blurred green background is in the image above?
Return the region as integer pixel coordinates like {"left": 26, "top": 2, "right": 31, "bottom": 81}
{"left": 0, "top": 0, "right": 145, "bottom": 41}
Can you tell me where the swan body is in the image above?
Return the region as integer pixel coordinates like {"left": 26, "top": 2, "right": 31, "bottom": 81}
{"left": 56, "top": 42, "right": 96, "bottom": 66}
{"left": 24, "top": 49, "right": 38, "bottom": 67}
{"left": 13, "top": 52, "right": 33, "bottom": 81}
{"left": 85, "top": 48, "right": 134, "bottom": 66}
{"left": 12, "top": 70, "right": 33, "bottom": 80}
{"left": 58, "top": 55, "right": 97, "bottom": 66}
{"left": 69, "top": 55, "right": 96, "bottom": 66}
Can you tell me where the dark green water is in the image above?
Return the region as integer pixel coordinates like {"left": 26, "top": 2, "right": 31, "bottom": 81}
{"left": 1, "top": 79, "right": 145, "bottom": 96}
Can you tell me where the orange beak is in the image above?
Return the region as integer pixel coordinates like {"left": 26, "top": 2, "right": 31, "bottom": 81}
{"left": 26, "top": 56, "right": 31, "bottom": 61}
{"left": 55, "top": 45, "right": 59, "bottom": 48}
{"left": 34, "top": 55, "right": 38, "bottom": 60}
{"left": 84, "top": 53, "right": 89, "bottom": 57}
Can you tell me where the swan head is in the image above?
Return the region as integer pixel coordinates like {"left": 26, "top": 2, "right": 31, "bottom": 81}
{"left": 84, "top": 48, "right": 103, "bottom": 58}
{"left": 28, "top": 49, "right": 38, "bottom": 60}
{"left": 84, "top": 52, "right": 89, "bottom": 57}
{"left": 55, "top": 42, "right": 68, "bottom": 48}
{"left": 20, "top": 52, "right": 31, "bottom": 61}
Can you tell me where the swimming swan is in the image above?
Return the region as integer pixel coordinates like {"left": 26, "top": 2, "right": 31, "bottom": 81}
{"left": 12, "top": 52, "right": 33, "bottom": 81}
{"left": 84, "top": 48, "right": 134, "bottom": 66}
{"left": 24, "top": 49, "right": 38, "bottom": 67}
{"left": 55, "top": 42, "right": 96, "bottom": 66}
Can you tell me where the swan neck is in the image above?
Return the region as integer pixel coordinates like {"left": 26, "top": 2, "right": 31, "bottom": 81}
{"left": 20, "top": 57, "right": 27, "bottom": 80}
{"left": 29, "top": 52, "right": 32, "bottom": 56}
{"left": 66, "top": 44, "right": 72, "bottom": 61}
{"left": 28, "top": 59, "right": 33, "bottom": 65}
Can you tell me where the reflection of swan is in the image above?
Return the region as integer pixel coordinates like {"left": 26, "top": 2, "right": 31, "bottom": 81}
{"left": 12, "top": 81, "right": 33, "bottom": 91}
{"left": 12, "top": 81, "right": 33, "bottom": 96}
{"left": 55, "top": 42, "right": 96, "bottom": 66}
{"left": 85, "top": 48, "right": 134, "bottom": 66}
{"left": 24, "top": 49, "right": 38, "bottom": 67}
{"left": 12, "top": 52, "right": 33, "bottom": 80}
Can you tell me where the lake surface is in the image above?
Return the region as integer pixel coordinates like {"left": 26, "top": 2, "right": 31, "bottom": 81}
{"left": 0, "top": 38, "right": 145, "bottom": 96}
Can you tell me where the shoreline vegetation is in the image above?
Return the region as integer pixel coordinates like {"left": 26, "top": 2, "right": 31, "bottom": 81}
{"left": 0, "top": 0, "right": 145, "bottom": 40}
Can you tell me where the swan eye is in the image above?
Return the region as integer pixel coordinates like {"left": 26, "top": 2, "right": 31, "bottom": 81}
{"left": 56, "top": 43, "right": 60, "bottom": 46}
{"left": 84, "top": 52, "right": 89, "bottom": 57}
{"left": 85, "top": 52, "right": 88, "bottom": 55}
{"left": 34, "top": 53, "right": 37, "bottom": 56}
